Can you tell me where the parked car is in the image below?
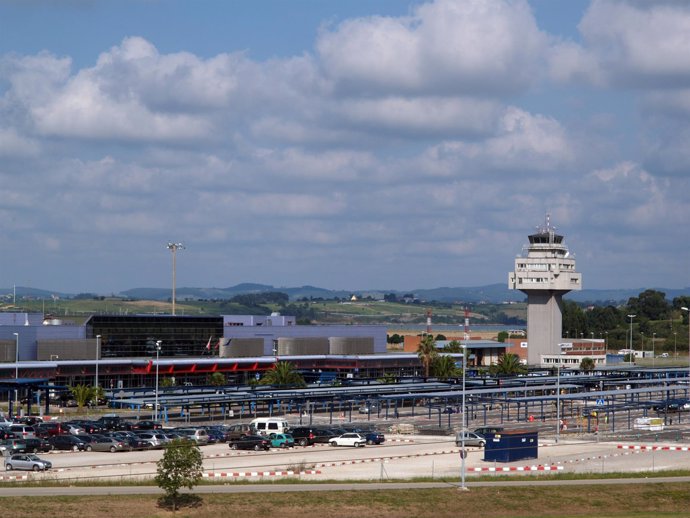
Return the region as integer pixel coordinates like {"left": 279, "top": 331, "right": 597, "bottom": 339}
{"left": 329, "top": 433, "right": 367, "bottom": 448}
{"left": 226, "top": 423, "right": 256, "bottom": 442}
{"left": 290, "top": 427, "right": 335, "bottom": 446}
{"left": 0, "top": 426, "right": 18, "bottom": 440}
{"left": 95, "top": 416, "right": 131, "bottom": 431}
{"left": 358, "top": 402, "right": 379, "bottom": 414}
{"left": 8, "top": 424, "right": 36, "bottom": 439}
{"left": 35, "top": 421, "right": 67, "bottom": 438}
{"left": 105, "top": 431, "right": 149, "bottom": 451}
{"left": 473, "top": 426, "right": 504, "bottom": 436}
{"left": 361, "top": 431, "right": 385, "bottom": 445}
{"left": 131, "top": 420, "right": 162, "bottom": 431}
{"left": 48, "top": 434, "right": 87, "bottom": 451}
{"left": 83, "top": 435, "right": 128, "bottom": 453}
{"left": 229, "top": 434, "right": 271, "bottom": 451}
{"left": 454, "top": 431, "right": 486, "bottom": 448}
{"left": 23, "top": 437, "right": 53, "bottom": 453}
{"left": 4, "top": 453, "right": 52, "bottom": 471}
{"left": 69, "top": 420, "right": 104, "bottom": 434}
{"left": 250, "top": 418, "right": 290, "bottom": 436}
{"left": 174, "top": 428, "right": 209, "bottom": 445}
{"left": 0, "top": 439, "right": 27, "bottom": 455}
{"left": 134, "top": 432, "right": 169, "bottom": 449}
{"left": 204, "top": 426, "right": 229, "bottom": 443}
{"left": 13, "top": 416, "right": 43, "bottom": 426}
{"left": 63, "top": 423, "right": 86, "bottom": 436}
{"left": 268, "top": 433, "right": 295, "bottom": 448}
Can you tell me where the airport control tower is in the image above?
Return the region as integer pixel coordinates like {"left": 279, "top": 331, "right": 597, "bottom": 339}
{"left": 508, "top": 216, "right": 582, "bottom": 365}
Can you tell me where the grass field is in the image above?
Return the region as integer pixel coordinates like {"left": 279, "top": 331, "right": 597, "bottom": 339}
{"left": 4, "top": 483, "right": 690, "bottom": 518}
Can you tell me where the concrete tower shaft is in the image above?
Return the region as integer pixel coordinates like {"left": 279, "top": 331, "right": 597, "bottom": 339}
{"left": 508, "top": 216, "right": 582, "bottom": 365}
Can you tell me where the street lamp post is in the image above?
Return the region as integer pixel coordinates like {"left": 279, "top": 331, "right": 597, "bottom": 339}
{"left": 556, "top": 360, "right": 561, "bottom": 443}
{"left": 627, "top": 314, "right": 636, "bottom": 364}
{"left": 95, "top": 335, "right": 101, "bottom": 389}
{"left": 13, "top": 332, "right": 19, "bottom": 413}
{"left": 652, "top": 333, "right": 656, "bottom": 368}
{"left": 460, "top": 343, "right": 468, "bottom": 491}
{"left": 166, "top": 242, "right": 185, "bottom": 316}
{"left": 681, "top": 308, "right": 690, "bottom": 378}
{"left": 674, "top": 332, "right": 677, "bottom": 359}
{"left": 154, "top": 340, "right": 162, "bottom": 421}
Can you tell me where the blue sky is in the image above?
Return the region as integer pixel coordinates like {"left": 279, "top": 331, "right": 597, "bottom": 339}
{"left": 0, "top": 0, "right": 688, "bottom": 294}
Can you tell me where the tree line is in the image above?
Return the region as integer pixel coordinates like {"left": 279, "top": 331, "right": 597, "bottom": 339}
{"left": 562, "top": 289, "right": 690, "bottom": 351}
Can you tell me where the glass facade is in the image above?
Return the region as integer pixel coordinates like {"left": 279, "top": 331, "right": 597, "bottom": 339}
{"left": 85, "top": 315, "right": 224, "bottom": 358}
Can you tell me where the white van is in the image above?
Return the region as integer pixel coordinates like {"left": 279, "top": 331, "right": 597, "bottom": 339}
{"left": 250, "top": 418, "right": 290, "bottom": 436}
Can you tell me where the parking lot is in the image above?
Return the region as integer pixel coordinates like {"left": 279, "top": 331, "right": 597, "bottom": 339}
{"left": 4, "top": 425, "right": 690, "bottom": 483}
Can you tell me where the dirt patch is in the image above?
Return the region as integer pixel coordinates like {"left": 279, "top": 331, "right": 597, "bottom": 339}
{"left": 4, "top": 484, "right": 690, "bottom": 518}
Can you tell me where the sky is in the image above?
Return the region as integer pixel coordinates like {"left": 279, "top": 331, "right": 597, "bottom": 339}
{"left": 0, "top": 0, "right": 689, "bottom": 295}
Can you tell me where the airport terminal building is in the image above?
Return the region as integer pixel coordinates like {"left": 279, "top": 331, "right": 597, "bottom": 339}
{"left": 0, "top": 312, "right": 411, "bottom": 389}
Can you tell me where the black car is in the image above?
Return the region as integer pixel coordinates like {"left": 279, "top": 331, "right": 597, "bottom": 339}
{"left": 23, "top": 437, "right": 53, "bottom": 453}
{"left": 360, "top": 431, "right": 385, "bottom": 445}
{"left": 228, "top": 435, "right": 270, "bottom": 451}
{"left": 0, "top": 427, "right": 18, "bottom": 440}
{"left": 48, "top": 434, "right": 87, "bottom": 451}
{"left": 290, "top": 427, "right": 335, "bottom": 447}
{"left": 131, "top": 420, "right": 163, "bottom": 431}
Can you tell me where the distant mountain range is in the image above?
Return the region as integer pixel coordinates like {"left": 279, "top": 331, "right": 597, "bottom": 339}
{"left": 3, "top": 283, "right": 689, "bottom": 305}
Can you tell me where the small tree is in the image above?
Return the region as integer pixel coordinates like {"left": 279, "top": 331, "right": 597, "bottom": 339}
{"left": 206, "top": 372, "right": 225, "bottom": 386}
{"left": 155, "top": 438, "right": 203, "bottom": 511}
{"left": 70, "top": 384, "right": 94, "bottom": 411}
{"left": 580, "top": 357, "right": 596, "bottom": 372}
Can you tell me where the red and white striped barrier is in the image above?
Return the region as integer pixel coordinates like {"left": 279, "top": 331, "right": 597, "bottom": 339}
{"left": 203, "top": 470, "right": 320, "bottom": 478}
{"left": 617, "top": 444, "right": 690, "bottom": 452}
{"left": 468, "top": 465, "right": 563, "bottom": 472}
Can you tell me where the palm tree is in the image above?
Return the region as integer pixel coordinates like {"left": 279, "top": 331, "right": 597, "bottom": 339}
{"left": 417, "top": 335, "right": 438, "bottom": 379}
{"left": 69, "top": 384, "right": 95, "bottom": 412}
{"left": 431, "top": 355, "right": 460, "bottom": 381}
{"left": 489, "top": 353, "right": 527, "bottom": 376}
{"left": 442, "top": 340, "right": 463, "bottom": 353}
{"left": 579, "top": 357, "right": 596, "bottom": 372}
{"left": 259, "top": 361, "right": 306, "bottom": 388}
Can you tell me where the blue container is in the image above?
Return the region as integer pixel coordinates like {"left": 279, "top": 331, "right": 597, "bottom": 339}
{"left": 483, "top": 429, "right": 538, "bottom": 462}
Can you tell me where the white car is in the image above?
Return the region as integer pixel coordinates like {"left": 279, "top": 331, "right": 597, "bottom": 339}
{"left": 329, "top": 432, "right": 367, "bottom": 448}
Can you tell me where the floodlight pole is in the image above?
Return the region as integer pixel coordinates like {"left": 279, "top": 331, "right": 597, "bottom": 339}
{"left": 154, "top": 340, "right": 162, "bottom": 420}
{"left": 682, "top": 308, "right": 690, "bottom": 380}
{"left": 627, "top": 314, "right": 636, "bottom": 365}
{"left": 459, "top": 343, "right": 468, "bottom": 491}
{"left": 95, "top": 335, "right": 101, "bottom": 389}
{"left": 167, "top": 242, "right": 185, "bottom": 315}
{"left": 556, "top": 360, "right": 561, "bottom": 443}
{"left": 13, "top": 332, "right": 19, "bottom": 413}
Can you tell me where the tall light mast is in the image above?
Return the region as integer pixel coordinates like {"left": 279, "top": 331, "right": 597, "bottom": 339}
{"left": 167, "top": 242, "right": 185, "bottom": 316}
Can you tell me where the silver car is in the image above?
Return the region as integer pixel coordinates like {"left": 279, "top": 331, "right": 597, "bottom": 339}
{"left": 4, "top": 453, "right": 52, "bottom": 471}
{"left": 455, "top": 431, "right": 486, "bottom": 448}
